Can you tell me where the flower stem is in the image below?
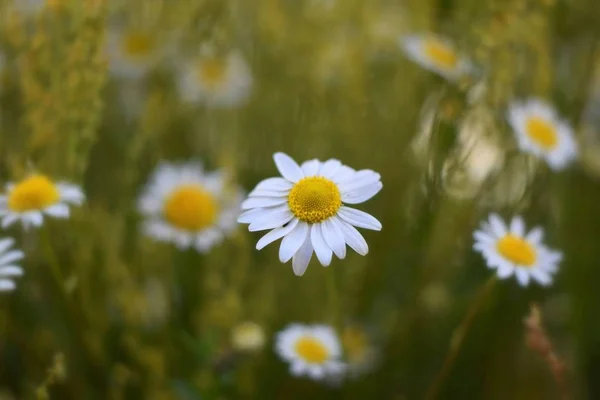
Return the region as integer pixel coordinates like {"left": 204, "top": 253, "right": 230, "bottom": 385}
{"left": 40, "top": 226, "right": 67, "bottom": 294}
{"left": 326, "top": 268, "right": 341, "bottom": 332}
{"left": 425, "top": 276, "right": 497, "bottom": 400}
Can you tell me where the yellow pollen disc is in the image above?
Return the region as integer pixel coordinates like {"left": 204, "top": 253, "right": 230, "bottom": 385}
{"left": 123, "top": 33, "right": 154, "bottom": 58}
{"left": 423, "top": 39, "right": 458, "bottom": 69}
{"left": 7, "top": 175, "right": 60, "bottom": 212}
{"left": 295, "top": 336, "right": 330, "bottom": 364}
{"left": 496, "top": 234, "right": 537, "bottom": 267}
{"left": 197, "top": 58, "right": 227, "bottom": 87}
{"left": 525, "top": 116, "right": 559, "bottom": 150}
{"left": 163, "top": 185, "right": 218, "bottom": 231}
{"left": 288, "top": 177, "right": 342, "bottom": 224}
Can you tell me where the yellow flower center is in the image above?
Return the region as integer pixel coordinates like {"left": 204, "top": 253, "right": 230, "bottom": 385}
{"left": 295, "top": 336, "right": 330, "bottom": 364}
{"left": 288, "top": 177, "right": 342, "bottom": 224}
{"left": 525, "top": 116, "right": 559, "bottom": 150}
{"left": 197, "top": 58, "right": 227, "bottom": 87}
{"left": 163, "top": 185, "right": 218, "bottom": 231}
{"left": 496, "top": 234, "right": 537, "bottom": 267}
{"left": 122, "top": 33, "right": 155, "bottom": 59}
{"left": 7, "top": 175, "right": 60, "bottom": 212}
{"left": 423, "top": 39, "right": 458, "bottom": 69}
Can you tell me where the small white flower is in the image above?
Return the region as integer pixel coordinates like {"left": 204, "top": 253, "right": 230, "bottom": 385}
{"left": 238, "top": 152, "right": 382, "bottom": 276}
{"left": 473, "top": 214, "right": 563, "bottom": 287}
{"left": 0, "top": 238, "right": 25, "bottom": 293}
{"left": 275, "top": 324, "right": 345, "bottom": 381}
{"left": 178, "top": 48, "right": 253, "bottom": 108}
{"left": 106, "top": 28, "right": 162, "bottom": 80}
{"left": 231, "top": 321, "right": 266, "bottom": 353}
{"left": 0, "top": 175, "right": 84, "bottom": 229}
{"left": 400, "top": 34, "right": 472, "bottom": 81}
{"left": 507, "top": 98, "right": 578, "bottom": 170}
{"left": 138, "top": 162, "right": 243, "bottom": 253}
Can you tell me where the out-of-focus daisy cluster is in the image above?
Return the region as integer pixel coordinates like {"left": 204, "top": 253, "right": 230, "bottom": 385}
{"left": 0, "top": 0, "right": 597, "bottom": 399}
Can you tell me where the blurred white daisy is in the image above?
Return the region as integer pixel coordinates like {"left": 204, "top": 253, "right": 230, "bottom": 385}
{"left": 473, "top": 214, "right": 563, "bottom": 287}
{"left": 0, "top": 238, "right": 25, "bottom": 293}
{"left": 178, "top": 48, "right": 253, "bottom": 108}
{"left": 400, "top": 34, "right": 472, "bottom": 81}
{"left": 507, "top": 99, "right": 578, "bottom": 170}
{"left": 231, "top": 321, "right": 266, "bottom": 353}
{"left": 238, "top": 152, "right": 382, "bottom": 276}
{"left": 0, "top": 175, "right": 84, "bottom": 229}
{"left": 138, "top": 162, "right": 243, "bottom": 253}
{"left": 106, "top": 28, "right": 162, "bottom": 80}
{"left": 275, "top": 324, "right": 345, "bottom": 381}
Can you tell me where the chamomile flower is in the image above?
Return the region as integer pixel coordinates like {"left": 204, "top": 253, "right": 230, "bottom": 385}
{"left": 507, "top": 99, "right": 578, "bottom": 170}
{"left": 275, "top": 324, "right": 345, "bottom": 381}
{"left": 0, "top": 175, "right": 84, "bottom": 229}
{"left": 400, "top": 34, "right": 472, "bottom": 81}
{"left": 178, "top": 48, "right": 253, "bottom": 108}
{"left": 0, "top": 238, "right": 25, "bottom": 293}
{"left": 473, "top": 214, "right": 563, "bottom": 287}
{"left": 238, "top": 153, "right": 382, "bottom": 276}
{"left": 106, "top": 28, "right": 162, "bottom": 80}
{"left": 137, "top": 162, "right": 243, "bottom": 253}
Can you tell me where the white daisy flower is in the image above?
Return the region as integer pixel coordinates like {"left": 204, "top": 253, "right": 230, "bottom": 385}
{"left": 106, "top": 28, "right": 162, "bottom": 80}
{"left": 473, "top": 214, "right": 563, "bottom": 287}
{"left": 275, "top": 324, "right": 345, "bottom": 381}
{"left": 507, "top": 98, "right": 578, "bottom": 170}
{"left": 0, "top": 175, "right": 85, "bottom": 229}
{"left": 0, "top": 238, "right": 25, "bottom": 293}
{"left": 400, "top": 34, "right": 472, "bottom": 81}
{"left": 178, "top": 48, "right": 253, "bottom": 108}
{"left": 137, "top": 162, "right": 243, "bottom": 253}
{"left": 238, "top": 152, "right": 382, "bottom": 276}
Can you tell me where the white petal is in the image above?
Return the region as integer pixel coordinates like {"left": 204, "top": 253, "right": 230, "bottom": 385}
{"left": 292, "top": 234, "right": 313, "bottom": 276}
{"left": 488, "top": 214, "right": 507, "bottom": 237}
{"left": 247, "top": 206, "right": 294, "bottom": 231}
{"left": 473, "top": 231, "right": 494, "bottom": 245}
{"left": 338, "top": 170, "right": 380, "bottom": 193}
{"left": 311, "top": 223, "right": 332, "bottom": 266}
{"left": 279, "top": 221, "right": 309, "bottom": 263}
{"left": 0, "top": 279, "right": 16, "bottom": 291}
{"left": 510, "top": 217, "right": 525, "bottom": 237}
{"left": 0, "top": 238, "right": 15, "bottom": 254}
{"left": 253, "top": 177, "right": 294, "bottom": 192}
{"left": 26, "top": 212, "right": 44, "bottom": 228}
{"left": 0, "top": 266, "right": 23, "bottom": 277}
{"left": 319, "top": 159, "right": 342, "bottom": 178}
{"left": 301, "top": 159, "right": 320, "bottom": 177}
{"left": 321, "top": 219, "right": 346, "bottom": 259}
{"left": 45, "top": 203, "right": 70, "bottom": 218}
{"left": 256, "top": 219, "right": 299, "bottom": 250}
{"left": 337, "top": 207, "right": 382, "bottom": 231}
{"left": 515, "top": 269, "right": 530, "bottom": 286}
{"left": 290, "top": 361, "right": 307, "bottom": 376}
{"left": 526, "top": 227, "right": 544, "bottom": 244}
{"left": 341, "top": 182, "right": 383, "bottom": 204}
{"left": 331, "top": 166, "right": 356, "bottom": 183}
{"left": 496, "top": 263, "right": 514, "bottom": 278}
{"left": 237, "top": 208, "right": 266, "bottom": 224}
{"left": 58, "top": 184, "right": 85, "bottom": 205}
{"left": 241, "top": 196, "right": 287, "bottom": 210}
{"left": 2, "top": 215, "right": 19, "bottom": 229}
{"left": 530, "top": 269, "right": 552, "bottom": 286}
{"left": 333, "top": 217, "right": 368, "bottom": 256}
{"left": 248, "top": 189, "right": 289, "bottom": 198}
{"left": 0, "top": 250, "right": 25, "bottom": 266}
{"left": 274, "top": 153, "right": 304, "bottom": 183}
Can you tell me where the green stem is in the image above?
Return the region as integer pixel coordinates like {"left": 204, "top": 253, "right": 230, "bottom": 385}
{"left": 326, "top": 268, "right": 341, "bottom": 332}
{"left": 425, "top": 276, "right": 497, "bottom": 400}
{"left": 40, "top": 227, "right": 67, "bottom": 294}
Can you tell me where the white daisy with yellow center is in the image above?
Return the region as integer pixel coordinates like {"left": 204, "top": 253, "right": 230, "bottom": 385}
{"left": 0, "top": 175, "right": 84, "bottom": 229}
{"left": 507, "top": 99, "right": 578, "bottom": 170}
{"left": 238, "top": 153, "right": 382, "bottom": 276}
{"left": 400, "top": 34, "right": 472, "bottom": 81}
{"left": 178, "top": 49, "right": 253, "bottom": 108}
{"left": 275, "top": 324, "right": 345, "bottom": 381}
{"left": 473, "top": 214, "right": 562, "bottom": 287}
{"left": 138, "top": 162, "right": 243, "bottom": 252}
{"left": 106, "top": 28, "right": 161, "bottom": 80}
{"left": 0, "top": 238, "right": 25, "bottom": 293}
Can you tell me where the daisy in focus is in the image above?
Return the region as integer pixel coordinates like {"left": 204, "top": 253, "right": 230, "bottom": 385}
{"left": 177, "top": 48, "right": 253, "bottom": 108}
{"left": 275, "top": 324, "right": 345, "bottom": 381}
{"left": 106, "top": 28, "right": 162, "bottom": 80}
{"left": 0, "top": 238, "right": 25, "bottom": 293}
{"left": 400, "top": 34, "right": 472, "bottom": 81}
{"left": 0, "top": 175, "right": 84, "bottom": 229}
{"left": 473, "top": 214, "right": 563, "bottom": 287}
{"left": 238, "top": 152, "right": 382, "bottom": 276}
{"left": 138, "top": 162, "right": 243, "bottom": 253}
{"left": 507, "top": 98, "right": 578, "bottom": 170}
